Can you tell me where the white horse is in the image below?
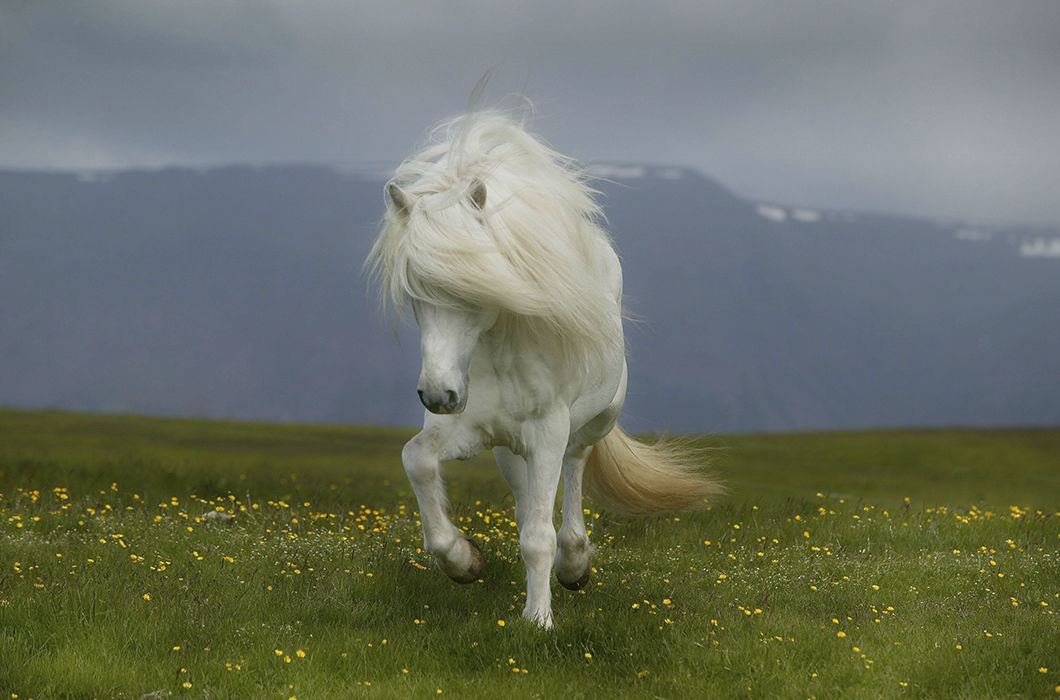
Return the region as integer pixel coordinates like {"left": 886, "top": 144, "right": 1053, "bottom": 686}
{"left": 367, "top": 111, "right": 720, "bottom": 628}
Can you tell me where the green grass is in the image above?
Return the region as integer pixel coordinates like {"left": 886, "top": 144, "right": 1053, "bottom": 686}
{"left": 1, "top": 408, "right": 1057, "bottom": 698}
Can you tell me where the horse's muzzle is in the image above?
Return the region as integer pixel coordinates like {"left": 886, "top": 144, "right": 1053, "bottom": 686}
{"left": 418, "top": 388, "right": 465, "bottom": 414}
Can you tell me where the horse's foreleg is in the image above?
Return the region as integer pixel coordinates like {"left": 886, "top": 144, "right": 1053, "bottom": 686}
{"left": 555, "top": 445, "right": 592, "bottom": 590}
{"left": 519, "top": 412, "right": 569, "bottom": 629}
{"left": 402, "top": 429, "right": 483, "bottom": 584}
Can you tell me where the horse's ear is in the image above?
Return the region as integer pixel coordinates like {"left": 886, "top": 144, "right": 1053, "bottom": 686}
{"left": 388, "top": 182, "right": 410, "bottom": 215}
{"left": 469, "top": 178, "right": 486, "bottom": 210}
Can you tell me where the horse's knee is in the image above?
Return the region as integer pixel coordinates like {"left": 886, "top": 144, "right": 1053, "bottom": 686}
{"left": 401, "top": 436, "right": 436, "bottom": 484}
{"left": 520, "top": 521, "right": 557, "bottom": 568}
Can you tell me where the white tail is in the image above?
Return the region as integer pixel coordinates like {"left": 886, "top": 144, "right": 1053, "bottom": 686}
{"left": 583, "top": 426, "right": 722, "bottom": 515}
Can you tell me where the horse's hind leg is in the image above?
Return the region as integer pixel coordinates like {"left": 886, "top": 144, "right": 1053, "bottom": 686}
{"left": 494, "top": 447, "right": 528, "bottom": 530}
{"left": 402, "top": 426, "right": 484, "bottom": 584}
{"left": 555, "top": 445, "right": 592, "bottom": 590}
{"left": 556, "top": 393, "right": 623, "bottom": 591}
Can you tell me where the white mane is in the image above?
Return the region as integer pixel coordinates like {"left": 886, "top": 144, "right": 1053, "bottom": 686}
{"left": 367, "top": 112, "right": 623, "bottom": 370}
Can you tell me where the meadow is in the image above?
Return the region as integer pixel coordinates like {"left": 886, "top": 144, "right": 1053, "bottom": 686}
{"left": 0, "top": 408, "right": 1057, "bottom": 698}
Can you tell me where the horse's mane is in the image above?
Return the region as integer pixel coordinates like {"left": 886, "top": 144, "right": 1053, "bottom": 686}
{"left": 367, "top": 111, "right": 622, "bottom": 371}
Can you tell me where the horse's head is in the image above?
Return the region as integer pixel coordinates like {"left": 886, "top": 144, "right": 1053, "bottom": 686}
{"left": 412, "top": 298, "right": 497, "bottom": 414}
{"left": 386, "top": 178, "right": 496, "bottom": 414}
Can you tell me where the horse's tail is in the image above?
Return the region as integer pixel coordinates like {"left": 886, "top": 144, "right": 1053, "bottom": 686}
{"left": 582, "top": 426, "right": 722, "bottom": 515}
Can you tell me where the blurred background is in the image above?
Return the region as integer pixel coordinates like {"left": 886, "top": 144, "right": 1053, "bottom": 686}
{"left": 1, "top": 1, "right": 1058, "bottom": 433}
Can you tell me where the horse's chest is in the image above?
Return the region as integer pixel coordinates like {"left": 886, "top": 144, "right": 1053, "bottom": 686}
{"left": 462, "top": 347, "right": 566, "bottom": 442}
{"left": 488, "top": 352, "right": 565, "bottom": 410}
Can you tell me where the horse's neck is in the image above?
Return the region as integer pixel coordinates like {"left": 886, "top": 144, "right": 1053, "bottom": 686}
{"left": 481, "top": 317, "right": 560, "bottom": 376}
{"left": 474, "top": 318, "right": 568, "bottom": 406}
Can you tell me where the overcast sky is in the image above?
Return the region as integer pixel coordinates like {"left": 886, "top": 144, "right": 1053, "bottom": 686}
{"left": 2, "top": 1, "right": 1058, "bottom": 223}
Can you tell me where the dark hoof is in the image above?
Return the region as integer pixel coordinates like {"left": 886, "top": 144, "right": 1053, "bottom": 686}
{"left": 448, "top": 537, "right": 484, "bottom": 584}
{"left": 558, "top": 564, "right": 591, "bottom": 591}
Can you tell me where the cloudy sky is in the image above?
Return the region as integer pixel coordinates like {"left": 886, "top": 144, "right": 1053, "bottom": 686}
{"left": 2, "top": 1, "right": 1058, "bottom": 223}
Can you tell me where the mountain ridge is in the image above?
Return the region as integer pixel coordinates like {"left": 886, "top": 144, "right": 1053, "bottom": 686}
{"left": 1, "top": 164, "right": 1057, "bottom": 432}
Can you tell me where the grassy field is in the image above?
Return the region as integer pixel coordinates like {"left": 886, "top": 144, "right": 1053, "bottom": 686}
{"left": 0, "top": 408, "right": 1057, "bottom": 698}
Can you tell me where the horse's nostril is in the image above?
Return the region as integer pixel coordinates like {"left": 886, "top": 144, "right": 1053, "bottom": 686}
{"left": 417, "top": 388, "right": 462, "bottom": 413}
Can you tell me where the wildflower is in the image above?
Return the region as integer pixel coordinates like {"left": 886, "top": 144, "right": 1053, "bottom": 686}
{"left": 497, "top": 619, "right": 505, "bottom": 627}
{"left": 296, "top": 649, "right": 306, "bottom": 658}
{"left": 143, "top": 594, "right": 150, "bottom": 601}
{"left": 837, "top": 631, "right": 846, "bottom": 638}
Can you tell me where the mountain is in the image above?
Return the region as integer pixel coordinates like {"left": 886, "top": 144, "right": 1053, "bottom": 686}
{"left": 1, "top": 164, "right": 1057, "bottom": 433}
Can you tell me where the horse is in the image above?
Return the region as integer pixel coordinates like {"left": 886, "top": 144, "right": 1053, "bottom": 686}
{"left": 366, "top": 111, "right": 720, "bottom": 628}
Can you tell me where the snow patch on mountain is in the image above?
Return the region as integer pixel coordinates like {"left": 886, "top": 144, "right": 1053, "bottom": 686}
{"left": 1019, "top": 237, "right": 1060, "bottom": 258}
{"left": 792, "top": 208, "right": 821, "bottom": 223}
{"left": 756, "top": 204, "right": 787, "bottom": 222}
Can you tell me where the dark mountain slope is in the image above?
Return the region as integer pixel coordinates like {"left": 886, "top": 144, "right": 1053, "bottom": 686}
{"left": 1, "top": 165, "right": 1056, "bottom": 432}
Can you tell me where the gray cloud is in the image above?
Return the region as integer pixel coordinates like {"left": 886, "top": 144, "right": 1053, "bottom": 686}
{"left": 1, "top": 0, "right": 1058, "bottom": 222}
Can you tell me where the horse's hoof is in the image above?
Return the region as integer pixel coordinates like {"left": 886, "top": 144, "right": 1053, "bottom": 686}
{"left": 558, "top": 563, "right": 591, "bottom": 591}
{"left": 447, "top": 537, "right": 484, "bottom": 584}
